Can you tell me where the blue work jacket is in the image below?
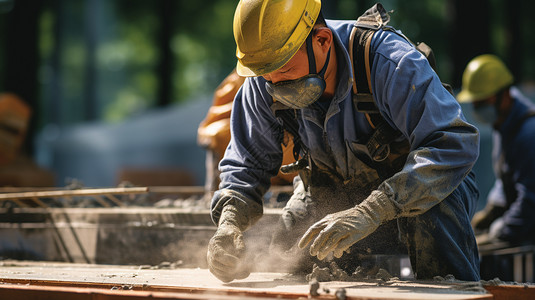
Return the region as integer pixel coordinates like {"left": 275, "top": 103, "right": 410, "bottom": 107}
{"left": 492, "top": 87, "right": 535, "bottom": 241}
{"left": 212, "top": 20, "right": 479, "bottom": 224}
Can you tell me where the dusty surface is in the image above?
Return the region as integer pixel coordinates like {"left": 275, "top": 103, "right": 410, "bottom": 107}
{"left": 0, "top": 261, "right": 493, "bottom": 299}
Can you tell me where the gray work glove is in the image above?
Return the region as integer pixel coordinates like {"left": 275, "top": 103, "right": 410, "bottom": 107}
{"left": 298, "top": 190, "right": 397, "bottom": 260}
{"left": 281, "top": 176, "right": 308, "bottom": 230}
{"left": 207, "top": 204, "right": 251, "bottom": 283}
{"left": 269, "top": 177, "right": 309, "bottom": 260}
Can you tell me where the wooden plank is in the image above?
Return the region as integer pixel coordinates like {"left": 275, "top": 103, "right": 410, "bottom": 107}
{"left": 0, "top": 279, "right": 496, "bottom": 300}
{"left": 0, "top": 284, "right": 262, "bottom": 300}
{"left": 485, "top": 285, "right": 535, "bottom": 300}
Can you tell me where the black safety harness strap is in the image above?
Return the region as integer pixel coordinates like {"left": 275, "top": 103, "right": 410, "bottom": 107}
{"left": 349, "top": 3, "right": 403, "bottom": 163}
{"left": 271, "top": 3, "right": 421, "bottom": 176}
{"left": 270, "top": 101, "right": 313, "bottom": 188}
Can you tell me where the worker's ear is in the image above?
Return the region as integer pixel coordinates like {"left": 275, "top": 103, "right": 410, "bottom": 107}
{"left": 313, "top": 27, "right": 332, "bottom": 54}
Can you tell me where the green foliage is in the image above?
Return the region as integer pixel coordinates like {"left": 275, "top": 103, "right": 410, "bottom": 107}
{"left": 37, "top": 0, "right": 238, "bottom": 125}
{"left": 39, "top": 10, "right": 55, "bottom": 63}
{"left": 31, "top": 0, "right": 535, "bottom": 127}
{"left": 98, "top": 1, "right": 159, "bottom": 122}
{"left": 387, "top": 0, "right": 451, "bottom": 82}
{"left": 171, "top": 0, "right": 236, "bottom": 103}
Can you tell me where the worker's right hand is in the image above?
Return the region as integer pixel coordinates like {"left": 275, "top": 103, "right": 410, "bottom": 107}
{"left": 298, "top": 190, "right": 397, "bottom": 260}
{"left": 207, "top": 205, "right": 251, "bottom": 283}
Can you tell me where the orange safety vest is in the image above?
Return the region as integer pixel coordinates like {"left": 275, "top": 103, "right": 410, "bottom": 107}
{"left": 0, "top": 93, "right": 31, "bottom": 165}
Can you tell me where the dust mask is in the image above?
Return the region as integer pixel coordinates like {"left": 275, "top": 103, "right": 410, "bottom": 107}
{"left": 265, "top": 34, "right": 331, "bottom": 109}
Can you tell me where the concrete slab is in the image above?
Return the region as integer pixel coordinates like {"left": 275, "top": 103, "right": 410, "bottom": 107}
{"left": 0, "top": 261, "right": 495, "bottom": 300}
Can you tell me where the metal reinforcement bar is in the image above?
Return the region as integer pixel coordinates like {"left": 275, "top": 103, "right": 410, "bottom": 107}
{"left": 0, "top": 187, "right": 149, "bottom": 200}
{"left": 0, "top": 185, "right": 292, "bottom": 208}
{"left": 147, "top": 186, "right": 206, "bottom": 195}
{"left": 0, "top": 187, "right": 151, "bottom": 208}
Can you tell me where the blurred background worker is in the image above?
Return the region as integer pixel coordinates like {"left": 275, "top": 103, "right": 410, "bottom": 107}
{"left": 457, "top": 54, "right": 535, "bottom": 246}
{"left": 0, "top": 93, "right": 30, "bottom": 166}
{"left": 0, "top": 93, "right": 54, "bottom": 187}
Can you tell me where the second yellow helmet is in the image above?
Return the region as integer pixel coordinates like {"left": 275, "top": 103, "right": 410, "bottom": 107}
{"left": 457, "top": 54, "right": 514, "bottom": 103}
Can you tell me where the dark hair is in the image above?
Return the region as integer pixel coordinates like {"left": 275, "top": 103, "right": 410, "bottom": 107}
{"left": 315, "top": 11, "right": 326, "bottom": 26}
{"left": 299, "top": 10, "right": 326, "bottom": 51}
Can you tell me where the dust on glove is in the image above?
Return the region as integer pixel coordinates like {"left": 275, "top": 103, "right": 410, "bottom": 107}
{"left": 207, "top": 204, "right": 251, "bottom": 283}
{"left": 298, "top": 190, "right": 397, "bottom": 260}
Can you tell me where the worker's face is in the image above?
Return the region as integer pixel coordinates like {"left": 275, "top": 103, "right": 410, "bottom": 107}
{"left": 262, "top": 31, "right": 330, "bottom": 109}
{"left": 263, "top": 47, "right": 309, "bottom": 83}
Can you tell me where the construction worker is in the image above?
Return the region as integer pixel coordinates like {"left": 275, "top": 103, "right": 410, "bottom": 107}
{"left": 457, "top": 54, "right": 535, "bottom": 246}
{"left": 207, "top": 0, "right": 480, "bottom": 283}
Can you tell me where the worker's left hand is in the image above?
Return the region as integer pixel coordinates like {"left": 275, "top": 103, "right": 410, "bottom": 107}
{"left": 207, "top": 204, "right": 251, "bottom": 283}
{"left": 207, "top": 222, "right": 250, "bottom": 282}
{"left": 298, "top": 190, "right": 397, "bottom": 260}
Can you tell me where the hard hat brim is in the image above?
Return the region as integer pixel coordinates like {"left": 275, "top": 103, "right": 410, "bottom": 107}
{"left": 456, "top": 90, "right": 475, "bottom": 103}
{"left": 236, "top": 60, "right": 260, "bottom": 77}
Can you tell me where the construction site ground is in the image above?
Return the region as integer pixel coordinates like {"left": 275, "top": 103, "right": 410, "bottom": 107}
{"left": 0, "top": 186, "right": 534, "bottom": 299}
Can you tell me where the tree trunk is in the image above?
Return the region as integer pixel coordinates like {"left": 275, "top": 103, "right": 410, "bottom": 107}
{"left": 3, "top": 0, "right": 43, "bottom": 155}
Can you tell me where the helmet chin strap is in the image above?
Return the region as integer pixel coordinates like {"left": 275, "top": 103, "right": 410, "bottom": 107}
{"left": 305, "top": 33, "right": 331, "bottom": 79}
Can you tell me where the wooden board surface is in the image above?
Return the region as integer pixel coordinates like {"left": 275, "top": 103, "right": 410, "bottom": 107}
{"left": 0, "top": 261, "right": 494, "bottom": 299}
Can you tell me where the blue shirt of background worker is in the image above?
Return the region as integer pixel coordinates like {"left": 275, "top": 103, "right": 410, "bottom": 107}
{"left": 459, "top": 54, "right": 535, "bottom": 245}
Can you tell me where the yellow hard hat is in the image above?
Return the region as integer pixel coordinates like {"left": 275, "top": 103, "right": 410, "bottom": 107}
{"left": 457, "top": 54, "right": 514, "bottom": 103}
{"left": 233, "top": 0, "right": 321, "bottom": 77}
